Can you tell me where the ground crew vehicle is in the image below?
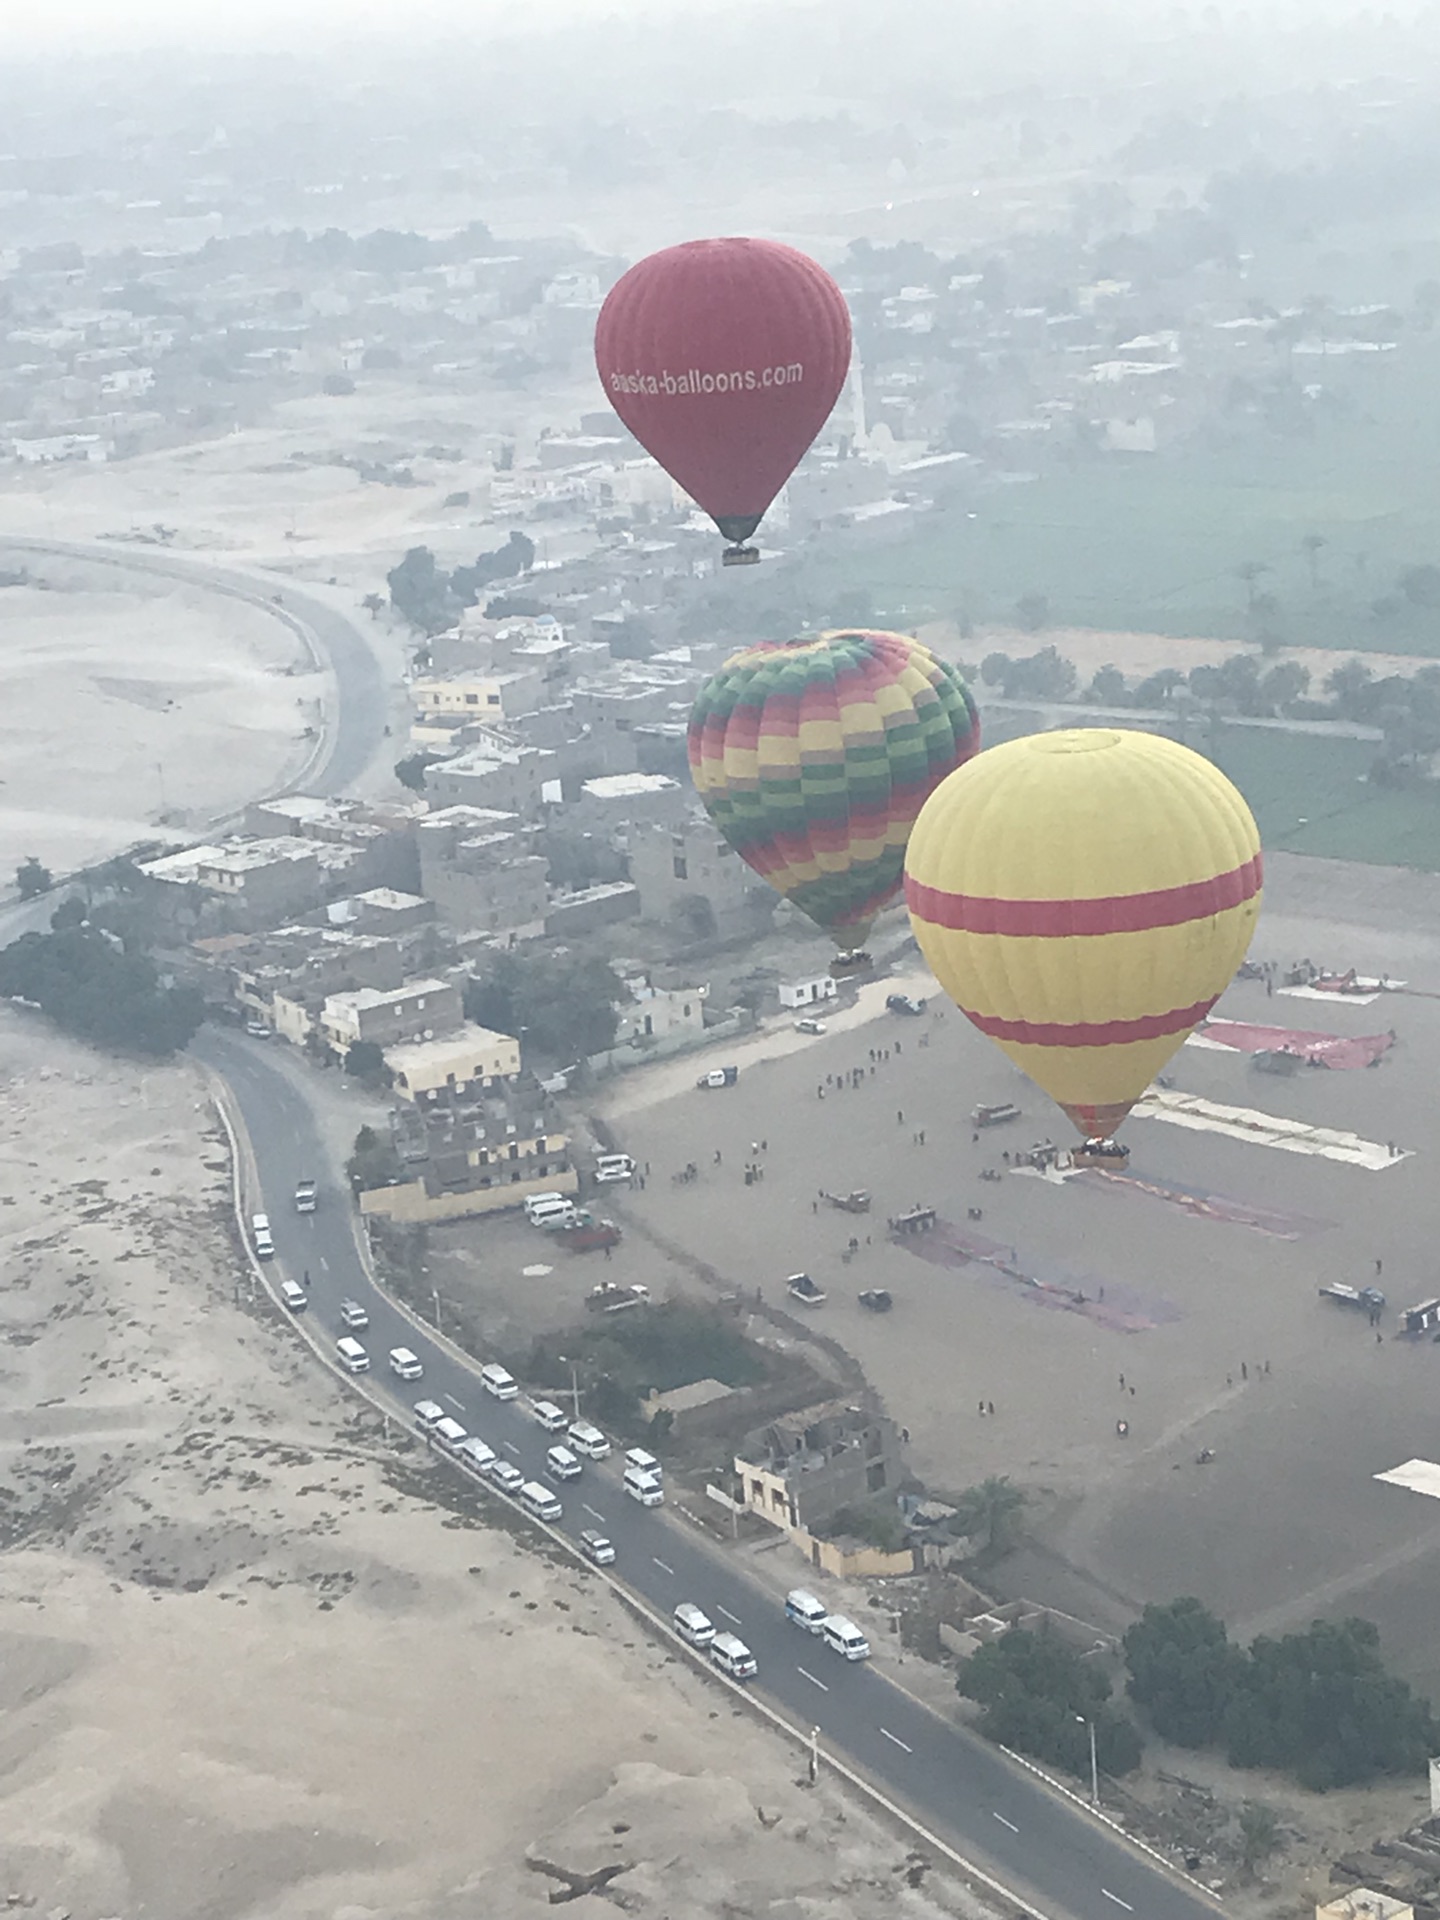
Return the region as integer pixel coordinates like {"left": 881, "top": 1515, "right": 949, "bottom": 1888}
{"left": 696, "top": 1065, "right": 739, "bottom": 1089}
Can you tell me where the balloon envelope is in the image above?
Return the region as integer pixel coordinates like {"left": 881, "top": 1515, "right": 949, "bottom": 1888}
{"left": 904, "top": 729, "right": 1262, "bottom": 1138}
{"left": 595, "top": 237, "right": 852, "bottom": 547}
{"left": 688, "top": 629, "right": 980, "bottom": 947}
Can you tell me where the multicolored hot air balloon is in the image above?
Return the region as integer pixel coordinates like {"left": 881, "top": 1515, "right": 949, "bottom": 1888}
{"left": 904, "top": 729, "right": 1262, "bottom": 1140}
{"left": 688, "top": 629, "right": 980, "bottom": 959}
{"left": 595, "top": 237, "right": 852, "bottom": 565}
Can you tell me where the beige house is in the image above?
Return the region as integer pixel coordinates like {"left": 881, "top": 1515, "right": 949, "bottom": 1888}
{"left": 359, "top": 1135, "right": 576, "bottom": 1225}
{"left": 386, "top": 1028, "right": 520, "bottom": 1107}
{"left": 321, "top": 977, "right": 462, "bottom": 1052}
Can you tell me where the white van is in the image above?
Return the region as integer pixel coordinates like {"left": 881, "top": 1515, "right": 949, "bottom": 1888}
{"left": 624, "top": 1447, "right": 661, "bottom": 1478}
{"left": 624, "top": 1466, "right": 664, "bottom": 1507}
{"left": 251, "top": 1214, "right": 275, "bottom": 1260}
{"left": 530, "top": 1399, "right": 568, "bottom": 1432}
{"left": 339, "top": 1299, "right": 369, "bottom": 1330}
{"left": 519, "top": 1480, "right": 562, "bottom": 1522}
{"left": 480, "top": 1363, "right": 518, "bottom": 1401}
{"left": 280, "top": 1279, "right": 307, "bottom": 1312}
{"left": 388, "top": 1347, "right": 423, "bottom": 1381}
{"left": 524, "top": 1191, "right": 567, "bottom": 1220}
{"left": 532, "top": 1201, "right": 579, "bottom": 1231}
{"left": 335, "top": 1337, "right": 370, "bottom": 1374}
{"left": 820, "top": 1614, "right": 871, "bottom": 1661}
{"left": 453, "top": 1436, "right": 497, "bottom": 1477}
{"left": 568, "top": 1420, "right": 610, "bottom": 1459}
{"left": 785, "top": 1589, "right": 828, "bottom": 1634}
{"left": 673, "top": 1602, "right": 715, "bottom": 1647}
{"left": 594, "top": 1153, "right": 636, "bottom": 1183}
{"left": 413, "top": 1400, "right": 445, "bottom": 1430}
{"left": 545, "top": 1444, "right": 582, "bottom": 1481}
{"left": 709, "top": 1632, "right": 758, "bottom": 1680}
{"left": 431, "top": 1416, "right": 467, "bottom": 1449}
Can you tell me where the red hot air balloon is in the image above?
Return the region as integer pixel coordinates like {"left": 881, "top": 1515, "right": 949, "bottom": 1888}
{"left": 595, "top": 237, "right": 852, "bottom": 565}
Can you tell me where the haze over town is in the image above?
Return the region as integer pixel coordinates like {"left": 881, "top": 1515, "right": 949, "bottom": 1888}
{"left": 5, "top": 4, "right": 1440, "bottom": 1918}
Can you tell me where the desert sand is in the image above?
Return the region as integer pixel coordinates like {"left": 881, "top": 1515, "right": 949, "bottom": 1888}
{"left": 0, "top": 1008, "right": 993, "bottom": 1920}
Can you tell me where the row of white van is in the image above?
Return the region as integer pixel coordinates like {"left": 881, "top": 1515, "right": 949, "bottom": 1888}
{"left": 783, "top": 1587, "right": 871, "bottom": 1660}
{"left": 669, "top": 1589, "right": 870, "bottom": 1681}
{"left": 331, "top": 1339, "right": 425, "bottom": 1378}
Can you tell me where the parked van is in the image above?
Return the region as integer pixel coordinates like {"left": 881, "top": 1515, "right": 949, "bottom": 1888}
{"left": 531, "top": 1201, "right": 579, "bottom": 1231}
{"left": 413, "top": 1400, "right": 446, "bottom": 1430}
{"left": 709, "top": 1632, "right": 758, "bottom": 1680}
{"left": 624, "top": 1466, "right": 664, "bottom": 1507}
{"left": 480, "top": 1363, "right": 518, "bottom": 1401}
{"left": 518, "top": 1481, "right": 562, "bottom": 1522}
{"left": 280, "top": 1279, "right": 307, "bottom": 1312}
{"left": 523, "top": 1191, "right": 567, "bottom": 1221}
{"left": 624, "top": 1447, "right": 661, "bottom": 1479}
{"left": 820, "top": 1614, "right": 871, "bottom": 1661}
{"left": 673, "top": 1602, "right": 715, "bottom": 1647}
{"left": 594, "top": 1153, "right": 636, "bottom": 1183}
{"left": 251, "top": 1214, "right": 275, "bottom": 1260}
{"left": 335, "top": 1337, "right": 370, "bottom": 1374}
{"left": 388, "top": 1347, "right": 423, "bottom": 1381}
{"left": 431, "top": 1416, "right": 467, "bottom": 1449}
{"left": 545, "top": 1444, "right": 582, "bottom": 1481}
{"left": 530, "top": 1400, "right": 568, "bottom": 1432}
{"left": 568, "top": 1420, "right": 610, "bottom": 1459}
{"left": 339, "top": 1299, "right": 369, "bottom": 1330}
{"left": 785, "top": 1589, "right": 829, "bottom": 1634}
{"left": 453, "top": 1436, "right": 497, "bottom": 1477}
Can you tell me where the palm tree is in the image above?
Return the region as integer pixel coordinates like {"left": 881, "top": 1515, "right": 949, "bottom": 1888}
{"left": 1234, "top": 560, "right": 1270, "bottom": 613}
{"left": 953, "top": 1476, "right": 1027, "bottom": 1553}
{"left": 362, "top": 592, "right": 385, "bottom": 619}
{"left": 1237, "top": 1802, "right": 1281, "bottom": 1876}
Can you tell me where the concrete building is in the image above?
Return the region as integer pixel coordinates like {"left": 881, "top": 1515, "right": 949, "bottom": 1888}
{"left": 227, "top": 925, "right": 405, "bottom": 1028}
{"left": 324, "top": 888, "right": 436, "bottom": 938}
{"left": 613, "top": 976, "right": 706, "bottom": 1046}
{"left": 779, "top": 975, "right": 837, "bottom": 1010}
{"left": 544, "top": 881, "right": 641, "bottom": 938}
{"left": 386, "top": 1027, "right": 521, "bottom": 1107}
{"left": 415, "top": 806, "right": 549, "bottom": 937}
{"left": 734, "top": 1401, "right": 905, "bottom": 1533}
{"left": 139, "top": 837, "right": 337, "bottom": 930}
{"left": 628, "top": 816, "right": 775, "bottom": 929}
{"left": 358, "top": 1109, "right": 576, "bottom": 1225}
{"left": 572, "top": 772, "right": 687, "bottom": 836}
{"left": 321, "top": 977, "right": 462, "bottom": 1053}
{"left": 409, "top": 666, "right": 546, "bottom": 729}
{"left": 423, "top": 736, "right": 555, "bottom": 817}
{"left": 242, "top": 795, "right": 422, "bottom": 893}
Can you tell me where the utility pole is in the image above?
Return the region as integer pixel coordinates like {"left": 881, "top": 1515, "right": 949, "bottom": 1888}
{"left": 559, "top": 1353, "right": 580, "bottom": 1421}
{"left": 808, "top": 1725, "right": 820, "bottom": 1785}
{"left": 1075, "top": 1714, "right": 1099, "bottom": 1807}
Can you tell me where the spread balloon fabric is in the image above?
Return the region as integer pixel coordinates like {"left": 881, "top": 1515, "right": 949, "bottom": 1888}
{"left": 595, "top": 237, "right": 853, "bottom": 552}
{"left": 904, "top": 729, "right": 1263, "bottom": 1139}
{"left": 688, "top": 630, "right": 981, "bottom": 948}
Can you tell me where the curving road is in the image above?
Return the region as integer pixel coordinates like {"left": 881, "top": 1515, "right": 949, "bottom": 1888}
{"left": 201, "top": 1024, "right": 1221, "bottom": 1920}
{"left": 0, "top": 534, "right": 389, "bottom": 796}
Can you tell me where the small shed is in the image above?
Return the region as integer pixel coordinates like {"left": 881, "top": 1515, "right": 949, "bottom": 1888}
{"left": 779, "top": 974, "right": 838, "bottom": 1009}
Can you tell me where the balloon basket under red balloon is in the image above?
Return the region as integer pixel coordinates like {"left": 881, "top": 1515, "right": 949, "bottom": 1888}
{"left": 722, "top": 544, "right": 761, "bottom": 567}
{"left": 830, "top": 949, "right": 874, "bottom": 978}
{"left": 1073, "top": 1139, "right": 1130, "bottom": 1165}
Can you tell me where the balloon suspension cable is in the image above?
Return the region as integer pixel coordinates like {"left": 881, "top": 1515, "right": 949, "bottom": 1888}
{"left": 721, "top": 542, "right": 761, "bottom": 567}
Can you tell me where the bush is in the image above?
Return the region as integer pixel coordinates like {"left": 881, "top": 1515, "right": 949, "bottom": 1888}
{"left": 0, "top": 926, "right": 202, "bottom": 1057}
{"left": 960, "top": 1627, "right": 1142, "bottom": 1777}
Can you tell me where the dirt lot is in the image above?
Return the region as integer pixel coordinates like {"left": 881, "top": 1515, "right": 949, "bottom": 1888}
{"left": 567, "top": 861, "right": 1440, "bottom": 1722}
{"left": 0, "top": 1011, "right": 995, "bottom": 1920}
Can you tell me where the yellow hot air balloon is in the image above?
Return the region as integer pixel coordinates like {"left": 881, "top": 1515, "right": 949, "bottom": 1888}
{"left": 904, "top": 729, "right": 1262, "bottom": 1139}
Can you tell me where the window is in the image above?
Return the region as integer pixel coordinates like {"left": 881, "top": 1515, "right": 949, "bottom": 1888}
{"left": 673, "top": 856, "right": 688, "bottom": 880}
{"left": 464, "top": 693, "right": 479, "bottom": 705}
{"left": 488, "top": 693, "right": 500, "bottom": 705}
{"left": 682, "top": 1004, "right": 691, "bottom": 1018}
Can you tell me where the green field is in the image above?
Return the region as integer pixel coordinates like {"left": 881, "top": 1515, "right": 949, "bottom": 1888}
{"left": 800, "top": 336, "right": 1440, "bottom": 655}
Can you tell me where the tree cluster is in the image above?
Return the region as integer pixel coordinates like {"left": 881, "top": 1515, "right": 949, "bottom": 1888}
{"left": 960, "top": 1627, "right": 1143, "bottom": 1777}
{"left": 0, "top": 926, "right": 203, "bottom": 1057}
{"left": 1124, "top": 1599, "right": 1439, "bottom": 1790}
{"left": 385, "top": 532, "right": 536, "bottom": 634}
{"left": 464, "top": 949, "right": 624, "bottom": 1066}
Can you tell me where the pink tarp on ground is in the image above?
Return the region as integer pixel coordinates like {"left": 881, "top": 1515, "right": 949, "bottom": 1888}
{"left": 1196, "top": 1019, "right": 1394, "bottom": 1069}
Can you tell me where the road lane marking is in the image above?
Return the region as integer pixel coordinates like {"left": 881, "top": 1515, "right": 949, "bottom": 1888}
{"left": 992, "top": 1812, "right": 1019, "bottom": 1833}
{"left": 583, "top": 1504, "right": 607, "bottom": 1524}
{"left": 1102, "top": 1893, "right": 1133, "bottom": 1912}
{"left": 881, "top": 1728, "right": 912, "bottom": 1753}
{"left": 717, "top": 1606, "right": 741, "bottom": 1626}
{"left": 319, "top": 1257, "right": 329, "bottom": 1271}
{"left": 503, "top": 1440, "right": 521, "bottom": 1455}
{"left": 797, "top": 1667, "right": 829, "bottom": 1692}
{"left": 652, "top": 1557, "right": 675, "bottom": 1576}
{"left": 442, "top": 1394, "right": 465, "bottom": 1413}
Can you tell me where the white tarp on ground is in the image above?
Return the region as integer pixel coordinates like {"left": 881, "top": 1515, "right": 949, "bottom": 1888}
{"left": 1278, "top": 985, "right": 1384, "bottom": 1006}
{"left": 1132, "top": 1088, "right": 1407, "bottom": 1170}
{"left": 1374, "top": 1459, "right": 1440, "bottom": 1500}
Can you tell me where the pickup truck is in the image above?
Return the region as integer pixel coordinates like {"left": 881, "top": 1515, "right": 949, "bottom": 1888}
{"left": 1319, "top": 1283, "right": 1386, "bottom": 1312}
{"left": 293, "top": 1178, "right": 318, "bottom": 1214}
{"left": 786, "top": 1272, "right": 827, "bottom": 1307}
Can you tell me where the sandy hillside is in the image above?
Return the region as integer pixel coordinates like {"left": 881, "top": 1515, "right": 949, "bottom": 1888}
{"left": 0, "top": 1010, "right": 992, "bottom": 1920}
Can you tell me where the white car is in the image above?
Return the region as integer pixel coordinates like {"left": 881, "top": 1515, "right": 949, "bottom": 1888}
{"left": 530, "top": 1400, "right": 568, "bottom": 1432}
{"left": 490, "top": 1461, "right": 525, "bottom": 1495}
{"left": 339, "top": 1299, "right": 369, "bottom": 1330}
{"left": 389, "top": 1347, "right": 423, "bottom": 1381}
{"left": 567, "top": 1420, "right": 610, "bottom": 1459}
{"left": 793, "top": 1017, "right": 827, "bottom": 1035}
{"left": 413, "top": 1400, "right": 446, "bottom": 1430}
{"left": 545, "top": 1445, "right": 583, "bottom": 1481}
{"left": 453, "top": 1436, "right": 497, "bottom": 1477}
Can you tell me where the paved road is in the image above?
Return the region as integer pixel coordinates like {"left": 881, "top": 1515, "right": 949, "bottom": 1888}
{"left": 202, "top": 1025, "right": 1219, "bottom": 1920}
{"left": 0, "top": 535, "right": 388, "bottom": 794}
